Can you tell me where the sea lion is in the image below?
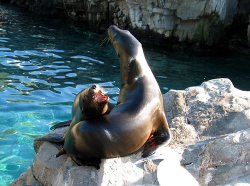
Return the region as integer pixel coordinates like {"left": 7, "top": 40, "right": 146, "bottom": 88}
{"left": 36, "top": 25, "right": 171, "bottom": 167}
{"left": 50, "top": 84, "right": 112, "bottom": 130}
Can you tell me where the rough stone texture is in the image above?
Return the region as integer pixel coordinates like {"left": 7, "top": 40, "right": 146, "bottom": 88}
{"left": 11, "top": 78, "right": 250, "bottom": 185}
{"left": 12, "top": 141, "right": 200, "bottom": 186}
{"left": 164, "top": 78, "right": 250, "bottom": 185}
{"left": 182, "top": 129, "right": 250, "bottom": 185}
{"left": 9, "top": 168, "right": 41, "bottom": 186}
{"left": 111, "top": 0, "right": 250, "bottom": 46}
{"left": 165, "top": 78, "right": 250, "bottom": 140}
{"left": 164, "top": 90, "right": 198, "bottom": 149}
{"left": 2, "top": 0, "right": 250, "bottom": 46}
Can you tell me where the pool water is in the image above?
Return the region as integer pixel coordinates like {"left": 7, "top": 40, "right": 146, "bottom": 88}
{"left": 0, "top": 4, "right": 250, "bottom": 185}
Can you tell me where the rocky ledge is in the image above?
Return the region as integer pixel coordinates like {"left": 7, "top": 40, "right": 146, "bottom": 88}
{"left": 11, "top": 78, "right": 250, "bottom": 186}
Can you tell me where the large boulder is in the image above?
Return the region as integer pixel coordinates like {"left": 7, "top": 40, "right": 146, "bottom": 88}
{"left": 165, "top": 78, "right": 250, "bottom": 185}
{"left": 11, "top": 78, "right": 250, "bottom": 185}
{"left": 165, "top": 78, "right": 250, "bottom": 142}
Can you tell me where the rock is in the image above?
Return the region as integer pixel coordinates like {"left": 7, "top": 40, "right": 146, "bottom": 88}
{"left": 182, "top": 129, "right": 250, "bottom": 185}
{"left": 185, "top": 79, "right": 250, "bottom": 136}
{"left": 111, "top": 0, "right": 241, "bottom": 45}
{"left": 157, "top": 149, "right": 199, "bottom": 186}
{"left": 165, "top": 78, "right": 250, "bottom": 140}
{"left": 164, "top": 78, "right": 250, "bottom": 185}
{"left": 9, "top": 168, "right": 40, "bottom": 186}
{"left": 11, "top": 78, "right": 250, "bottom": 185}
{"left": 13, "top": 139, "right": 199, "bottom": 186}
{"left": 164, "top": 90, "right": 198, "bottom": 149}
{"left": 33, "top": 142, "right": 99, "bottom": 186}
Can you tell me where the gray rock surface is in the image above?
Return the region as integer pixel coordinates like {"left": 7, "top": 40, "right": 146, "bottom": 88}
{"left": 12, "top": 140, "right": 199, "bottom": 186}
{"left": 11, "top": 78, "right": 250, "bottom": 185}
{"left": 183, "top": 129, "right": 250, "bottom": 185}
{"left": 165, "top": 78, "right": 250, "bottom": 185}
{"left": 165, "top": 78, "right": 250, "bottom": 143}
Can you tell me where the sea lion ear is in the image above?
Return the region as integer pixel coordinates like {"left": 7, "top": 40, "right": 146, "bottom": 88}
{"left": 79, "top": 94, "right": 87, "bottom": 112}
{"left": 129, "top": 58, "right": 136, "bottom": 64}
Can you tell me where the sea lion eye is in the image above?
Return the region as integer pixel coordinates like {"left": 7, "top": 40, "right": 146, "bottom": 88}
{"left": 92, "top": 85, "right": 96, "bottom": 90}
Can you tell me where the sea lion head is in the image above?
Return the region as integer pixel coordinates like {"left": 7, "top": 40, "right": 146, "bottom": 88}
{"left": 79, "top": 84, "right": 109, "bottom": 119}
{"left": 108, "top": 25, "right": 141, "bottom": 59}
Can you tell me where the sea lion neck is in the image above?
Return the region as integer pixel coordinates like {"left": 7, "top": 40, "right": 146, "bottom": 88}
{"left": 108, "top": 25, "right": 149, "bottom": 85}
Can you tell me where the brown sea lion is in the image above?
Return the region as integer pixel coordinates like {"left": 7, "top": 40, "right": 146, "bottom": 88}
{"left": 50, "top": 84, "right": 112, "bottom": 130}
{"left": 36, "top": 25, "right": 171, "bottom": 167}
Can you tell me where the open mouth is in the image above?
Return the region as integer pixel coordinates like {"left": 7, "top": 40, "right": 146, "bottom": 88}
{"left": 96, "top": 90, "right": 109, "bottom": 104}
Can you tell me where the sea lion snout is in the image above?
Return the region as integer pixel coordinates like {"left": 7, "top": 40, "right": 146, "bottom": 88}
{"left": 107, "top": 25, "right": 118, "bottom": 42}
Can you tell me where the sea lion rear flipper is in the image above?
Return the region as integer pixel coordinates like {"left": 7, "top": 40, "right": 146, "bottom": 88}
{"left": 142, "top": 115, "right": 171, "bottom": 158}
{"left": 34, "top": 133, "right": 64, "bottom": 144}
{"left": 50, "top": 120, "right": 72, "bottom": 130}
{"left": 142, "top": 131, "right": 170, "bottom": 157}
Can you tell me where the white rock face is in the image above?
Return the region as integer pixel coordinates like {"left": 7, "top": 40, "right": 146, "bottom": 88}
{"left": 11, "top": 78, "right": 250, "bottom": 185}
{"left": 157, "top": 148, "right": 199, "bottom": 186}
{"left": 112, "top": 0, "right": 240, "bottom": 44}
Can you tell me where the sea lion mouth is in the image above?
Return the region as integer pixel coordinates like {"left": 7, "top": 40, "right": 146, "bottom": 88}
{"left": 96, "top": 90, "right": 109, "bottom": 104}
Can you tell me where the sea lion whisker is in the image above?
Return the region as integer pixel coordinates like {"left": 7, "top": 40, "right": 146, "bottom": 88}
{"left": 106, "top": 37, "right": 111, "bottom": 44}
{"left": 100, "top": 36, "right": 109, "bottom": 46}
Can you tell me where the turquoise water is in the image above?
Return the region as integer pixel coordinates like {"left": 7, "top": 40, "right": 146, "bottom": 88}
{"left": 0, "top": 4, "right": 250, "bottom": 185}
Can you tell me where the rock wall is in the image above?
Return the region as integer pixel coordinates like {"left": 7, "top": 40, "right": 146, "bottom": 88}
{"left": 2, "top": 0, "right": 249, "bottom": 47}
{"left": 11, "top": 78, "right": 250, "bottom": 185}
{"left": 113, "top": 0, "right": 238, "bottom": 45}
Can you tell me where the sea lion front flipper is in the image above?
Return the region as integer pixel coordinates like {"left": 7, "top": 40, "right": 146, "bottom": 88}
{"left": 34, "top": 133, "right": 64, "bottom": 145}
{"left": 56, "top": 148, "right": 66, "bottom": 157}
{"left": 50, "top": 120, "right": 72, "bottom": 130}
